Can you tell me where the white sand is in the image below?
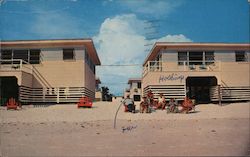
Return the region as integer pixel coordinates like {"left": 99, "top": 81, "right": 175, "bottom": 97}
{"left": 0, "top": 102, "right": 249, "bottom": 156}
{"left": 0, "top": 101, "right": 249, "bottom": 123}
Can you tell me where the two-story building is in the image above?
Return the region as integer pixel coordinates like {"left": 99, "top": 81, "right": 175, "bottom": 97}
{"left": 0, "top": 39, "right": 101, "bottom": 104}
{"left": 125, "top": 78, "right": 142, "bottom": 101}
{"left": 142, "top": 42, "right": 250, "bottom": 103}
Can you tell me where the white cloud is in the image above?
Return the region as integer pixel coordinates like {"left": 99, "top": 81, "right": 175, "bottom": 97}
{"left": 156, "top": 34, "right": 192, "bottom": 42}
{"left": 94, "top": 14, "right": 192, "bottom": 95}
{"left": 119, "top": 0, "right": 183, "bottom": 17}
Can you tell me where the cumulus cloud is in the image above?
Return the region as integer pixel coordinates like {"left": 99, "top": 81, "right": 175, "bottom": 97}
{"left": 156, "top": 34, "right": 192, "bottom": 42}
{"left": 94, "top": 14, "right": 192, "bottom": 95}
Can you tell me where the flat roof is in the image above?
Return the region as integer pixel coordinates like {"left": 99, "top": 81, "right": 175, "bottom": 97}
{"left": 128, "top": 78, "right": 141, "bottom": 84}
{"left": 0, "top": 38, "right": 101, "bottom": 65}
{"left": 143, "top": 42, "right": 250, "bottom": 66}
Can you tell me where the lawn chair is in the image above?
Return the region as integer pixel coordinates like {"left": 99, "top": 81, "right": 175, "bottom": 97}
{"left": 77, "top": 96, "right": 93, "bottom": 108}
{"left": 6, "top": 97, "right": 21, "bottom": 110}
{"left": 179, "top": 97, "right": 195, "bottom": 114}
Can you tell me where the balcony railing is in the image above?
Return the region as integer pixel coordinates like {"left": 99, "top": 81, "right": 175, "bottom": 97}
{"left": 0, "top": 59, "right": 33, "bottom": 74}
{"left": 143, "top": 60, "right": 221, "bottom": 76}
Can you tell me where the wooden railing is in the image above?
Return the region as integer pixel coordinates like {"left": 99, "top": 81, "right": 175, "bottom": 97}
{"left": 143, "top": 60, "right": 221, "bottom": 76}
{"left": 19, "top": 86, "right": 95, "bottom": 103}
{"left": 143, "top": 85, "right": 186, "bottom": 101}
{"left": 0, "top": 59, "right": 33, "bottom": 74}
{"left": 210, "top": 85, "right": 250, "bottom": 101}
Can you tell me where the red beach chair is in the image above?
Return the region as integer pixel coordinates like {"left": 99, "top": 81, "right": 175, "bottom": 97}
{"left": 6, "top": 97, "right": 19, "bottom": 110}
{"left": 77, "top": 96, "right": 93, "bottom": 108}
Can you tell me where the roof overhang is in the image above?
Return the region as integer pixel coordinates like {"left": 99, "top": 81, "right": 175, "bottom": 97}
{"left": 128, "top": 78, "right": 141, "bottom": 84}
{"left": 0, "top": 39, "right": 101, "bottom": 65}
{"left": 143, "top": 42, "right": 250, "bottom": 66}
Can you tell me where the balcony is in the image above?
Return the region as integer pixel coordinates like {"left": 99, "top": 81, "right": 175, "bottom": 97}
{"left": 143, "top": 60, "right": 221, "bottom": 76}
{"left": 0, "top": 59, "right": 33, "bottom": 74}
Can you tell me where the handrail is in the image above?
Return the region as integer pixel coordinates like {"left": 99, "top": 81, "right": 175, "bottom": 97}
{"left": 143, "top": 60, "right": 220, "bottom": 76}
{"left": 0, "top": 59, "right": 33, "bottom": 73}
{"left": 0, "top": 59, "right": 52, "bottom": 88}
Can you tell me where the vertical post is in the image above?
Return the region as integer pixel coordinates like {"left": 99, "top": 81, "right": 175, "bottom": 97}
{"left": 202, "top": 51, "right": 205, "bottom": 65}
{"left": 57, "top": 87, "right": 60, "bottom": 103}
{"left": 218, "top": 85, "right": 222, "bottom": 106}
{"left": 20, "top": 59, "right": 23, "bottom": 69}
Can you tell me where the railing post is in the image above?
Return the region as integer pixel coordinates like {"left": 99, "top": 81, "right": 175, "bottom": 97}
{"left": 20, "top": 59, "right": 23, "bottom": 69}
{"left": 57, "top": 87, "right": 60, "bottom": 103}
{"left": 218, "top": 85, "right": 222, "bottom": 106}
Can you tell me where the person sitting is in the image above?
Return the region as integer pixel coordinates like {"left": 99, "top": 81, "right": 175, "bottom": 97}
{"left": 180, "top": 97, "right": 194, "bottom": 113}
{"left": 123, "top": 95, "right": 136, "bottom": 113}
{"left": 167, "top": 98, "right": 179, "bottom": 113}
{"left": 146, "top": 90, "right": 155, "bottom": 110}
{"left": 156, "top": 93, "right": 166, "bottom": 110}
{"left": 140, "top": 96, "right": 149, "bottom": 113}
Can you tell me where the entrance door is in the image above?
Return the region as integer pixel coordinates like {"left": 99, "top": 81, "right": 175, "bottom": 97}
{"left": 0, "top": 77, "right": 19, "bottom": 105}
{"left": 186, "top": 77, "right": 217, "bottom": 103}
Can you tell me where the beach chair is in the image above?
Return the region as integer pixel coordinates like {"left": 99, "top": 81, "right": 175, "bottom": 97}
{"left": 124, "top": 105, "right": 129, "bottom": 112}
{"left": 6, "top": 97, "right": 20, "bottom": 110}
{"left": 77, "top": 96, "right": 93, "bottom": 108}
{"left": 179, "top": 97, "right": 195, "bottom": 114}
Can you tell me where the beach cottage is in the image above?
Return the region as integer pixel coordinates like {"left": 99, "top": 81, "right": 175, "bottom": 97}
{"left": 142, "top": 42, "right": 250, "bottom": 103}
{"left": 125, "top": 78, "right": 142, "bottom": 101}
{"left": 0, "top": 39, "right": 101, "bottom": 104}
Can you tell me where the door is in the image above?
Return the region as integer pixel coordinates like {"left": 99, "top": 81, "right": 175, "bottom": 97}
{"left": 186, "top": 77, "right": 217, "bottom": 103}
{"left": 0, "top": 77, "right": 19, "bottom": 105}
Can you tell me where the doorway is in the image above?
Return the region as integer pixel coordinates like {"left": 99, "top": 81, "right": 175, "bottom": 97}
{"left": 0, "top": 77, "right": 19, "bottom": 105}
{"left": 133, "top": 95, "right": 141, "bottom": 101}
{"left": 186, "top": 76, "right": 217, "bottom": 103}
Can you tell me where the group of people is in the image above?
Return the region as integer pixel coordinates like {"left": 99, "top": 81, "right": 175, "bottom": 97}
{"left": 123, "top": 90, "right": 195, "bottom": 114}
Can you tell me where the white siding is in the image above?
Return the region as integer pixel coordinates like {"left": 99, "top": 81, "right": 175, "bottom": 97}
{"left": 162, "top": 50, "right": 178, "bottom": 62}
{"left": 214, "top": 50, "right": 235, "bottom": 62}
{"left": 41, "top": 47, "right": 85, "bottom": 61}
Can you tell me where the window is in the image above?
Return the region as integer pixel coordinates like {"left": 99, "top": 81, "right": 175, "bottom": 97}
{"left": 137, "top": 82, "right": 141, "bottom": 89}
{"left": 235, "top": 51, "right": 246, "bottom": 62}
{"left": 13, "top": 50, "right": 29, "bottom": 63}
{"left": 85, "top": 52, "right": 95, "bottom": 74}
{"left": 30, "top": 49, "right": 41, "bottom": 64}
{"left": 189, "top": 52, "right": 203, "bottom": 65}
{"left": 178, "top": 51, "right": 215, "bottom": 66}
{"left": 178, "top": 51, "right": 187, "bottom": 65}
{"left": 63, "top": 49, "right": 75, "bottom": 60}
{"left": 205, "top": 51, "right": 214, "bottom": 65}
{"left": 0, "top": 50, "right": 12, "bottom": 64}
{"left": 1, "top": 49, "right": 41, "bottom": 64}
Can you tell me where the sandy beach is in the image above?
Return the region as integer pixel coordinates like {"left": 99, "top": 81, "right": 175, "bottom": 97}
{"left": 0, "top": 101, "right": 249, "bottom": 156}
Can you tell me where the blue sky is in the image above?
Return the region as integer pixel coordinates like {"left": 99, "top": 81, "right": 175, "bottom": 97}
{"left": 1, "top": 0, "right": 249, "bottom": 96}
